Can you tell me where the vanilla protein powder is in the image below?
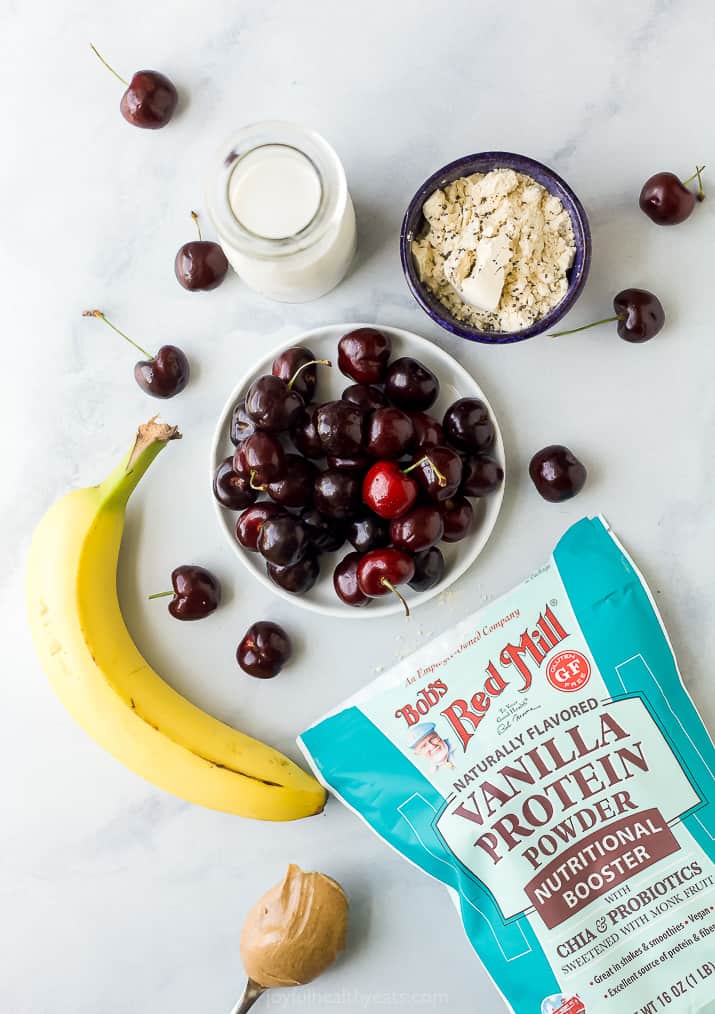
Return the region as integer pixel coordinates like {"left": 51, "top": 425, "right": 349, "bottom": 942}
{"left": 301, "top": 517, "right": 715, "bottom": 1014}
{"left": 411, "top": 168, "right": 577, "bottom": 332}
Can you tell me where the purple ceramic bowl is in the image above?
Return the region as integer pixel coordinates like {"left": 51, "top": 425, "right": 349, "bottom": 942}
{"left": 400, "top": 152, "right": 591, "bottom": 345}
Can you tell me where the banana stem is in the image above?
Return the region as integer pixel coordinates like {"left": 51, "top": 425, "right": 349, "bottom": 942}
{"left": 99, "top": 419, "right": 181, "bottom": 509}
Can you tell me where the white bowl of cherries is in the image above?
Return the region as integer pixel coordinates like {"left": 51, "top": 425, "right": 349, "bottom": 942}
{"left": 210, "top": 323, "right": 506, "bottom": 618}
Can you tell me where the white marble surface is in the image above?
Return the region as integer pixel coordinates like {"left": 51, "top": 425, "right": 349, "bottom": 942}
{"left": 2, "top": 1, "right": 714, "bottom": 1011}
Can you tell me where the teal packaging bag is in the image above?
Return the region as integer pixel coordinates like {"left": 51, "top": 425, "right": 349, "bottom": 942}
{"left": 299, "top": 518, "right": 715, "bottom": 1014}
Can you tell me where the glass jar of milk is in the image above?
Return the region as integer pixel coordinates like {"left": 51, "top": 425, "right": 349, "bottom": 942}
{"left": 206, "top": 121, "right": 357, "bottom": 302}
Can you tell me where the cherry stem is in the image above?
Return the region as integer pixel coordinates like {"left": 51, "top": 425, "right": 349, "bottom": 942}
{"left": 548, "top": 315, "right": 623, "bottom": 338}
{"left": 381, "top": 578, "right": 410, "bottom": 617}
{"left": 286, "top": 359, "right": 332, "bottom": 390}
{"left": 89, "top": 43, "right": 129, "bottom": 87}
{"left": 695, "top": 165, "right": 706, "bottom": 202}
{"left": 148, "top": 591, "right": 173, "bottom": 600}
{"left": 403, "top": 455, "right": 447, "bottom": 487}
{"left": 683, "top": 164, "right": 706, "bottom": 191}
{"left": 191, "top": 210, "right": 202, "bottom": 241}
{"left": 82, "top": 310, "right": 153, "bottom": 359}
{"left": 249, "top": 470, "right": 267, "bottom": 492}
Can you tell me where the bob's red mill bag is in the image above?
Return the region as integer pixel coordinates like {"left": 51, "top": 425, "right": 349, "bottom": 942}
{"left": 300, "top": 518, "right": 715, "bottom": 1013}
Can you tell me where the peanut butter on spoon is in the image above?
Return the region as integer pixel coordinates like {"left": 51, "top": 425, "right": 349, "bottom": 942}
{"left": 231, "top": 864, "right": 349, "bottom": 1012}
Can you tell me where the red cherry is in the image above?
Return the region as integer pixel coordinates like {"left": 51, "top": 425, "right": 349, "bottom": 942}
{"left": 549, "top": 289, "right": 665, "bottom": 343}
{"left": 357, "top": 548, "right": 415, "bottom": 615}
{"left": 362, "top": 460, "right": 419, "bottom": 519}
{"left": 90, "top": 45, "right": 177, "bottom": 129}
{"left": 150, "top": 565, "right": 221, "bottom": 621}
{"left": 333, "top": 552, "right": 370, "bottom": 607}
{"left": 235, "top": 504, "right": 285, "bottom": 552}
{"left": 529, "top": 445, "right": 587, "bottom": 502}
{"left": 410, "top": 412, "right": 444, "bottom": 448}
{"left": 272, "top": 347, "right": 329, "bottom": 403}
{"left": 83, "top": 310, "right": 189, "bottom": 398}
{"left": 390, "top": 505, "right": 444, "bottom": 553}
{"left": 405, "top": 446, "right": 462, "bottom": 501}
{"left": 639, "top": 167, "right": 705, "bottom": 226}
{"left": 440, "top": 496, "right": 474, "bottom": 542}
{"left": 237, "top": 622, "right": 291, "bottom": 678}
{"left": 174, "top": 212, "right": 228, "bottom": 291}
{"left": 213, "top": 458, "right": 258, "bottom": 510}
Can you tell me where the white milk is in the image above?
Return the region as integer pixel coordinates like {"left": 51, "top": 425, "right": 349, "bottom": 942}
{"left": 207, "top": 123, "right": 357, "bottom": 303}
{"left": 228, "top": 145, "right": 322, "bottom": 240}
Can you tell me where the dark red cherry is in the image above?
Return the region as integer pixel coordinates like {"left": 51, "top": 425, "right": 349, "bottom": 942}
{"left": 440, "top": 496, "right": 474, "bottom": 542}
{"left": 385, "top": 357, "right": 439, "bottom": 411}
{"left": 230, "top": 399, "right": 257, "bottom": 445}
{"left": 314, "top": 401, "right": 366, "bottom": 456}
{"left": 356, "top": 548, "right": 415, "bottom": 615}
{"left": 134, "top": 345, "right": 190, "bottom": 398}
{"left": 362, "top": 461, "right": 418, "bottom": 519}
{"left": 410, "top": 412, "right": 444, "bottom": 448}
{"left": 233, "top": 432, "right": 285, "bottom": 486}
{"left": 407, "top": 446, "right": 462, "bottom": 501}
{"left": 175, "top": 212, "right": 228, "bottom": 291}
{"left": 235, "top": 503, "right": 285, "bottom": 551}
{"left": 529, "top": 445, "right": 587, "bottom": 502}
{"left": 237, "top": 621, "right": 291, "bottom": 678}
{"left": 334, "top": 552, "right": 370, "bottom": 607}
{"left": 408, "top": 547, "right": 445, "bottom": 592}
{"left": 366, "top": 407, "right": 415, "bottom": 459}
{"left": 313, "top": 470, "right": 361, "bottom": 519}
{"left": 90, "top": 45, "right": 178, "bottom": 129}
{"left": 639, "top": 167, "right": 704, "bottom": 226}
{"left": 613, "top": 289, "right": 665, "bottom": 343}
{"left": 549, "top": 289, "right": 665, "bottom": 343}
{"left": 266, "top": 454, "right": 317, "bottom": 508}
{"left": 155, "top": 565, "right": 220, "bottom": 621}
{"left": 342, "top": 384, "right": 387, "bottom": 414}
{"left": 213, "top": 458, "right": 258, "bottom": 510}
{"left": 346, "top": 513, "right": 390, "bottom": 553}
{"left": 443, "top": 399, "right": 495, "bottom": 453}
{"left": 83, "top": 310, "right": 189, "bottom": 398}
{"left": 272, "top": 347, "right": 325, "bottom": 403}
{"left": 390, "top": 505, "right": 444, "bottom": 553}
{"left": 266, "top": 550, "right": 320, "bottom": 595}
{"left": 299, "top": 508, "right": 346, "bottom": 552}
{"left": 338, "top": 328, "right": 392, "bottom": 384}
{"left": 245, "top": 375, "right": 304, "bottom": 433}
{"left": 290, "top": 410, "right": 324, "bottom": 459}
{"left": 257, "top": 515, "right": 309, "bottom": 567}
{"left": 461, "top": 454, "right": 504, "bottom": 497}
{"left": 121, "top": 70, "right": 177, "bottom": 128}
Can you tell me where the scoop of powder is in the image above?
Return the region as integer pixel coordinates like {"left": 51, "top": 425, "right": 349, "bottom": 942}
{"left": 240, "top": 864, "right": 349, "bottom": 988}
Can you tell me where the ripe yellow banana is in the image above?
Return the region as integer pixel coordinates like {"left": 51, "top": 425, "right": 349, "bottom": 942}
{"left": 26, "top": 419, "right": 326, "bottom": 820}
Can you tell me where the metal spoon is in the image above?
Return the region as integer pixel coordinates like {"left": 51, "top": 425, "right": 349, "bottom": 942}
{"left": 229, "top": 979, "right": 267, "bottom": 1014}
